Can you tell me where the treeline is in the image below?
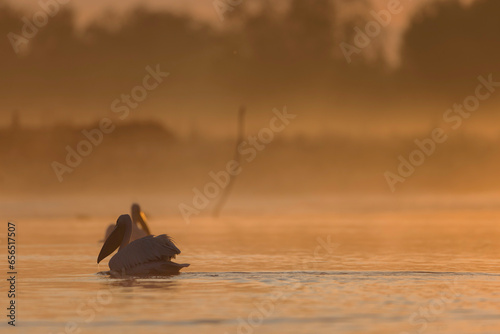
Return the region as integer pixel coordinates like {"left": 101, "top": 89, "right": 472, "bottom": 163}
{"left": 0, "top": 0, "right": 499, "bottom": 122}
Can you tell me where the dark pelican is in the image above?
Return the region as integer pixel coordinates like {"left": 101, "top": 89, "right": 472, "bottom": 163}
{"left": 97, "top": 214, "right": 189, "bottom": 276}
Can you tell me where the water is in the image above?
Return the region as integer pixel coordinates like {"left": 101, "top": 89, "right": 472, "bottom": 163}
{"left": 3, "top": 198, "right": 500, "bottom": 334}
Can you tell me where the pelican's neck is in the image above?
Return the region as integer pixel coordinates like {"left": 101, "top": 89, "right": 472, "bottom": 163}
{"left": 131, "top": 214, "right": 139, "bottom": 231}
{"left": 119, "top": 219, "right": 132, "bottom": 250}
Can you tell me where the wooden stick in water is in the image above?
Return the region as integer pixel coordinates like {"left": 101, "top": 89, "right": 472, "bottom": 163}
{"left": 212, "top": 106, "right": 246, "bottom": 217}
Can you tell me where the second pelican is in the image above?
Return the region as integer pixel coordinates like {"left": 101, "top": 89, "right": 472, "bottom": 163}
{"left": 103, "top": 203, "right": 151, "bottom": 242}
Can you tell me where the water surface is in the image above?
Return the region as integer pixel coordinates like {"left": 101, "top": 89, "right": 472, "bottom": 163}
{"left": 3, "top": 200, "right": 500, "bottom": 334}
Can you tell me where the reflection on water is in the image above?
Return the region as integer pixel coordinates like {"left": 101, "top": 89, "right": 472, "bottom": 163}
{"left": 4, "top": 202, "right": 500, "bottom": 334}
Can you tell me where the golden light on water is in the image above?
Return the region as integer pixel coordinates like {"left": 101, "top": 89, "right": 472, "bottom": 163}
{"left": 1, "top": 0, "right": 500, "bottom": 333}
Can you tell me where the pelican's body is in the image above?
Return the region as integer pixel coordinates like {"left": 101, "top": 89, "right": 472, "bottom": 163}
{"left": 103, "top": 204, "right": 151, "bottom": 242}
{"left": 98, "top": 215, "right": 189, "bottom": 276}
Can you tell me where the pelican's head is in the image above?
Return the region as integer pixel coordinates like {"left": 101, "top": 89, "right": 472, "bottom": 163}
{"left": 131, "top": 203, "right": 151, "bottom": 235}
{"left": 97, "top": 214, "right": 131, "bottom": 264}
{"left": 131, "top": 203, "right": 141, "bottom": 217}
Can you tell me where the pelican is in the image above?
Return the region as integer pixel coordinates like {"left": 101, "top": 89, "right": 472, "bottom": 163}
{"left": 103, "top": 203, "right": 151, "bottom": 242}
{"left": 97, "top": 214, "right": 189, "bottom": 276}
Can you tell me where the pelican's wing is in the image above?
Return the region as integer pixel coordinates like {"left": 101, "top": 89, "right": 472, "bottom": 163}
{"left": 109, "top": 234, "right": 181, "bottom": 272}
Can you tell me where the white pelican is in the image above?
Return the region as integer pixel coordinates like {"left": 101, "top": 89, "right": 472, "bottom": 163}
{"left": 103, "top": 203, "right": 151, "bottom": 242}
{"left": 97, "top": 214, "right": 189, "bottom": 276}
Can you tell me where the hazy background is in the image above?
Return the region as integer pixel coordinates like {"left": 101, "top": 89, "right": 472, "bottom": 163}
{"left": 1, "top": 0, "right": 500, "bottom": 207}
